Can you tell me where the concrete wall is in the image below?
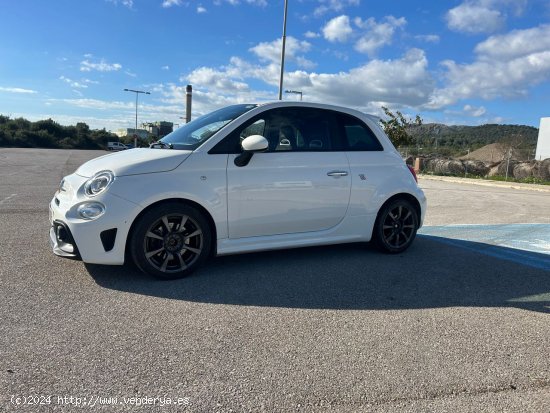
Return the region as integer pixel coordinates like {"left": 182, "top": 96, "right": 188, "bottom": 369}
{"left": 535, "top": 117, "right": 550, "bottom": 161}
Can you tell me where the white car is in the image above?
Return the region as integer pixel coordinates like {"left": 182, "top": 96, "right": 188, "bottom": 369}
{"left": 50, "top": 102, "right": 426, "bottom": 279}
{"left": 107, "top": 141, "right": 129, "bottom": 151}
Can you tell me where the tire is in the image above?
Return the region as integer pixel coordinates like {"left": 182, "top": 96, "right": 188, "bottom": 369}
{"left": 130, "top": 202, "right": 212, "bottom": 279}
{"left": 373, "top": 198, "right": 419, "bottom": 254}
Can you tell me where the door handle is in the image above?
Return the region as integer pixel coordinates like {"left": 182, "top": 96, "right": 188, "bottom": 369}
{"left": 327, "top": 171, "right": 348, "bottom": 177}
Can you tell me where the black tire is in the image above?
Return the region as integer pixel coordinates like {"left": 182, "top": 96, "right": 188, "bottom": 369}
{"left": 373, "top": 198, "right": 419, "bottom": 254}
{"left": 130, "top": 202, "right": 212, "bottom": 279}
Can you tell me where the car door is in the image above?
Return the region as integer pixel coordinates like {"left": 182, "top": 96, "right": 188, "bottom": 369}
{"left": 225, "top": 107, "right": 351, "bottom": 239}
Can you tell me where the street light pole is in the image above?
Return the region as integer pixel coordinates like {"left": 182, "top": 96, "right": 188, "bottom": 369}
{"left": 123, "top": 88, "right": 150, "bottom": 147}
{"left": 278, "top": 0, "right": 289, "bottom": 100}
{"left": 285, "top": 89, "right": 303, "bottom": 101}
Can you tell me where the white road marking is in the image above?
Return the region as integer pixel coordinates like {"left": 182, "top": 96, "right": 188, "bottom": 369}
{"left": 0, "top": 194, "right": 17, "bottom": 205}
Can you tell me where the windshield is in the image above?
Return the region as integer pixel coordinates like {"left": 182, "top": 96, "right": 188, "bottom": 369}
{"left": 159, "top": 104, "right": 257, "bottom": 149}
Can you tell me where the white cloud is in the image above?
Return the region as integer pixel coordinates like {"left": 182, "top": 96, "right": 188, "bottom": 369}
{"left": 313, "top": 0, "right": 360, "bottom": 18}
{"left": 475, "top": 24, "right": 550, "bottom": 61}
{"left": 354, "top": 16, "right": 406, "bottom": 55}
{"left": 446, "top": 1, "right": 504, "bottom": 34}
{"left": 304, "top": 31, "right": 320, "bottom": 39}
{"left": 107, "top": 0, "right": 133, "bottom": 9}
{"left": 300, "top": 49, "right": 434, "bottom": 108}
{"left": 80, "top": 59, "right": 122, "bottom": 72}
{"left": 197, "top": 5, "right": 207, "bottom": 13}
{"left": 162, "top": 0, "right": 181, "bottom": 8}
{"left": 249, "top": 37, "right": 315, "bottom": 69}
{"left": 83, "top": 78, "right": 100, "bottom": 85}
{"left": 161, "top": 65, "right": 170, "bottom": 71}
{"left": 52, "top": 98, "right": 134, "bottom": 111}
{"left": 150, "top": 81, "right": 273, "bottom": 118}
{"left": 219, "top": 0, "right": 267, "bottom": 6}
{"left": 322, "top": 15, "right": 353, "bottom": 43}
{"left": 428, "top": 25, "right": 550, "bottom": 108}
{"left": 181, "top": 48, "right": 434, "bottom": 113}
{"left": 59, "top": 76, "right": 88, "bottom": 89}
{"left": 463, "top": 104, "right": 486, "bottom": 117}
{"left": 0, "top": 86, "right": 38, "bottom": 94}
{"left": 186, "top": 67, "right": 250, "bottom": 92}
{"left": 415, "top": 34, "right": 440, "bottom": 43}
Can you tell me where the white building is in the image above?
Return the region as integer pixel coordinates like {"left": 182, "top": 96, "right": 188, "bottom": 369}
{"left": 536, "top": 117, "right": 550, "bottom": 161}
{"left": 115, "top": 128, "right": 149, "bottom": 140}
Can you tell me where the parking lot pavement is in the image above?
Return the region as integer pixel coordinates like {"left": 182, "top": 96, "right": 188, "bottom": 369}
{"left": 419, "top": 174, "right": 550, "bottom": 193}
{"left": 1, "top": 149, "right": 549, "bottom": 412}
{"left": 419, "top": 224, "right": 550, "bottom": 270}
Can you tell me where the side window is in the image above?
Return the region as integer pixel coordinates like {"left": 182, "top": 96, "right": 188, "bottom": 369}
{"left": 208, "top": 107, "right": 347, "bottom": 154}
{"left": 263, "top": 107, "right": 341, "bottom": 152}
{"left": 239, "top": 119, "right": 265, "bottom": 142}
{"left": 339, "top": 114, "right": 383, "bottom": 151}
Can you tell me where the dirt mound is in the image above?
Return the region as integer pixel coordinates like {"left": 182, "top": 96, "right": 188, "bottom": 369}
{"left": 460, "top": 143, "right": 529, "bottom": 163}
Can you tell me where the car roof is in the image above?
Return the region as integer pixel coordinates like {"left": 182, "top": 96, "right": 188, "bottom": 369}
{"left": 254, "top": 100, "right": 381, "bottom": 123}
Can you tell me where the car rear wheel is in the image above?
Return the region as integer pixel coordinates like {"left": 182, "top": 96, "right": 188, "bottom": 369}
{"left": 373, "top": 199, "right": 419, "bottom": 253}
{"left": 130, "top": 203, "right": 212, "bottom": 279}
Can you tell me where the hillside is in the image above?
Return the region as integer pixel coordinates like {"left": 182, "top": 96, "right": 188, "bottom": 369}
{"left": 458, "top": 143, "right": 531, "bottom": 163}
{"left": 407, "top": 123, "right": 538, "bottom": 156}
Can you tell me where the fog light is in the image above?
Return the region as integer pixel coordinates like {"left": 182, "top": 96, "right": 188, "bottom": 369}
{"left": 77, "top": 202, "right": 105, "bottom": 220}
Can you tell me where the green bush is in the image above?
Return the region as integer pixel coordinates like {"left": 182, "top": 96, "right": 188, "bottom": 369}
{"left": 0, "top": 115, "right": 119, "bottom": 149}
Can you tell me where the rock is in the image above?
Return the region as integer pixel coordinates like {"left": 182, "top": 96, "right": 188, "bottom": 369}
{"left": 463, "top": 160, "right": 489, "bottom": 176}
{"left": 496, "top": 160, "right": 518, "bottom": 178}
{"left": 534, "top": 158, "right": 550, "bottom": 180}
{"left": 513, "top": 162, "right": 536, "bottom": 180}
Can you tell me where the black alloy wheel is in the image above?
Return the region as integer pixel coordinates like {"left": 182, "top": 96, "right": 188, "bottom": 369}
{"left": 374, "top": 199, "right": 419, "bottom": 253}
{"left": 130, "top": 203, "right": 211, "bottom": 279}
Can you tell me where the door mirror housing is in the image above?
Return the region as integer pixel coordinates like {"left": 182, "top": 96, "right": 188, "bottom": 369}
{"left": 241, "top": 135, "right": 269, "bottom": 152}
{"left": 235, "top": 135, "right": 268, "bottom": 167}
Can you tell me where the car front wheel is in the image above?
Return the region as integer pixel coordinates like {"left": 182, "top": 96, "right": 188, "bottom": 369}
{"left": 130, "top": 203, "right": 212, "bottom": 279}
{"left": 373, "top": 199, "right": 419, "bottom": 253}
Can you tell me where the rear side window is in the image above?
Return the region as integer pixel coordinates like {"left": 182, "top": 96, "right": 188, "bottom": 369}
{"left": 338, "top": 114, "right": 383, "bottom": 151}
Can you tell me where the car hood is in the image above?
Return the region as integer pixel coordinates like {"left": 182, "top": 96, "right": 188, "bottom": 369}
{"left": 75, "top": 148, "right": 193, "bottom": 178}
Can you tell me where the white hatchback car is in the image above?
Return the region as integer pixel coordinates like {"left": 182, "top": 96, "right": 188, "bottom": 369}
{"left": 50, "top": 102, "right": 426, "bottom": 279}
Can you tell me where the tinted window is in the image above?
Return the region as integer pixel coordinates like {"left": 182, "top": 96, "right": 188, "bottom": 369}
{"left": 264, "top": 108, "right": 341, "bottom": 152}
{"left": 210, "top": 107, "right": 347, "bottom": 154}
{"left": 338, "top": 114, "right": 383, "bottom": 151}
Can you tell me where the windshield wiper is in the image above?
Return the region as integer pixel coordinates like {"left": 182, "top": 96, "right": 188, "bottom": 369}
{"left": 149, "top": 141, "right": 173, "bottom": 149}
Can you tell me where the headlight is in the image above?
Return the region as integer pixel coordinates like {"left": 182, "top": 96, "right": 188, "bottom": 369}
{"left": 84, "top": 170, "right": 114, "bottom": 197}
{"left": 77, "top": 202, "right": 106, "bottom": 220}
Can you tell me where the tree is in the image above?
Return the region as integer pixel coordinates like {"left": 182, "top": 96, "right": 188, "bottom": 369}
{"left": 495, "top": 134, "right": 531, "bottom": 161}
{"left": 380, "top": 106, "right": 422, "bottom": 148}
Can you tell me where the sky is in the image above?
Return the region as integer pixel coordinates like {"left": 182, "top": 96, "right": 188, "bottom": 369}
{"left": 1, "top": 0, "right": 550, "bottom": 131}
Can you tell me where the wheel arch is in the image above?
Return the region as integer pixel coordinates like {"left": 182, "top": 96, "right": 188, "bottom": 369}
{"left": 375, "top": 193, "right": 422, "bottom": 225}
{"left": 125, "top": 198, "right": 218, "bottom": 262}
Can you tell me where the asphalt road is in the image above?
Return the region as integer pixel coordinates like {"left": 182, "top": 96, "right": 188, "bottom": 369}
{"left": 1, "top": 148, "right": 549, "bottom": 412}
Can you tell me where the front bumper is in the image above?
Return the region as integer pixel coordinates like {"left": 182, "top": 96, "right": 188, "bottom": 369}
{"left": 49, "top": 218, "right": 81, "bottom": 259}
{"left": 49, "top": 174, "right": 142, "bottom": 265}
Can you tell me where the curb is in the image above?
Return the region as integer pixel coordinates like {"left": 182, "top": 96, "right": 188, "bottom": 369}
{"left": 418, "top": 174, "right": 550, "bottom": 193}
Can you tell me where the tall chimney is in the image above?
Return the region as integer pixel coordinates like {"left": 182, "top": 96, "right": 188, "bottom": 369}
{"left": 185, "top": 84, "right": 192, "bottom": 123}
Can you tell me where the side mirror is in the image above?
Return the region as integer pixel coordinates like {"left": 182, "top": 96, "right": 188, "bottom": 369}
{"left": 241, "top": 135, "right": 268, "bottom": 152}
{"left": 235, "top": 135, "right": 268, "bottom": 167}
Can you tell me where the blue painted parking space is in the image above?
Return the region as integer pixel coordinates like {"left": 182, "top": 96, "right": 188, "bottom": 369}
{"left": 419, "top": 224, "right": 550, "bottom": 271}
